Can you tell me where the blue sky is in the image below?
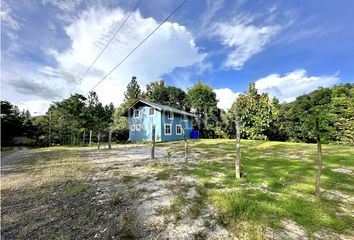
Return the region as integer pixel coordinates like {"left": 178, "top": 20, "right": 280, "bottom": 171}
{"left": 1, "top": 0, "right": 353, "bottom": 114}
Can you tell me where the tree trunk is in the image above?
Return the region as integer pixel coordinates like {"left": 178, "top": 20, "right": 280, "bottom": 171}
{"left": 235, "top": 118, "right": 241, "bottom": 179}
{"left": 97, "top": 133, "right": 100, "bottom": 149}
{"left": 315, "top": 118, "right": 323, "bottom": 197}
{"left": 83, "top": 131, "right": 85, "bottom": 146}
{"left": 151, "top": 125, "right": 155, "bottom": 159}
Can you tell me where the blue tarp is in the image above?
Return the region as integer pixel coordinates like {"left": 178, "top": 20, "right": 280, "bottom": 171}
{"left": 191, "top": 130, "right": 199, "bottom": 139}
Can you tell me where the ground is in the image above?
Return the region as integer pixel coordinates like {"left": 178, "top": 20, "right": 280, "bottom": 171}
{"left": 1, "top": 139, "right": 353, "bottom": 239}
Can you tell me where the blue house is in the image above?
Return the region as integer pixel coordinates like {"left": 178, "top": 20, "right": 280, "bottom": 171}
{"left": 122, "top": 99, "right": 194, "bottom": 142}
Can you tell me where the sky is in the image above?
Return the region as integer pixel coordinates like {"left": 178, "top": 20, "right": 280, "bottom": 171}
{"left": 1, "top": 0, "right": 353, "bottom": 114}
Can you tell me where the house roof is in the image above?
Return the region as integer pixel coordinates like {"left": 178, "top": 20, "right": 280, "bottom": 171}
{"left": 122, "top": 99, "right": 195, "bottom": 117}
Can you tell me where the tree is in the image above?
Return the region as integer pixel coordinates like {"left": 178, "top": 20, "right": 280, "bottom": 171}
{"left": 330, "top": 84, "right": 354, "bottom": 145}
{"left": 288, "top": 87, "right": 334, "bottom": 196}
{"left": 187, "top": 80, "right": 220, "bottom": 138}
{"left": 1, "top": 101, "right": 25, "bottom": 145}
{"left": 124, "top": 76, "right": 142, "bottom": 102}
{"left": 144, "top": 80, "right": 187, "bottom": 110}
{"left": 112, "top": 78, "right": 143, "bottom": 142}
{"left": 228, "top": 83, "right": 274, "bottom": 140}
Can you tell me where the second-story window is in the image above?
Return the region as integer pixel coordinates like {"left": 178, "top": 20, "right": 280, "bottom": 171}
{"left": 134, "top": 109, "right": 140, "bottom": 118}
{"left": 149, "top": 107, "right": 155, "bottom": 116}
{"left": 167, "top": 111, "right": 174, "bottom": 120}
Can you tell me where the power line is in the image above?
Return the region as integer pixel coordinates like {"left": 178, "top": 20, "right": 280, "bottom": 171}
{"left": 73, "top": 0, "right": 143, "bottom": 90}
{"left": 89, "top": 0, "right": 189, "bottom": 92}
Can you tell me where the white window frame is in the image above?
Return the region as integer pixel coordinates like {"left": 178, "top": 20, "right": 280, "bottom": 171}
{"left": 182, "top": 115, "right": 188, "bottom": 122}
{"left": 167, "top": 111, "right": 174, "bottom": 120}
{"left": 164, "top": 123, "right": 172, "bottom": 135}
{"left": 134, "top": 109, "right": 140, "bottom": 118}
{"left": 149, "top": 107, "right": 155, "bottom": 117}
{"left": 135, "top": 124, "right": 141, "bottom": 131}
{"left": 131, "top": 124, "right": 135, "bottom": 131}
{"left": 176, "top": 124, "right": 182, "bottom": 135}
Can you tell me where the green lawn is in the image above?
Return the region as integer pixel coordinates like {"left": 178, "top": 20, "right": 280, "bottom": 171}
{"left": 157, "top": 139, "right": 354, "bottom": 238}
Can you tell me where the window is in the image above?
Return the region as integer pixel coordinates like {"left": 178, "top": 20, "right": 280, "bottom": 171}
{"left": 149, "top": 107, "right": 155, "bottom": 116}
{"left": 176, "top": 124, "right": 182, "bottom": 135}
{"left": 182, "top": 115, "right": 188, "bottom": 121}
{"left": 134, "top": 109, "right": 140, "bottom": 118}
{"left": 131, "top": 124, "right": 135, "bottom": 131}
{"left": 136, "top": 124, "right": 141, "bottom": 131}
{"left": 167, "top": 111, "right": 174, "bottom": 120}
{"left": 164, "top": 124, "right": 172, "bottom": 135}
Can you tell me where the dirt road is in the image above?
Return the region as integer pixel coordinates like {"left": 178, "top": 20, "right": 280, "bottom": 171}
{"left": 1, "top": 145, "right": 229, "bottom": 239}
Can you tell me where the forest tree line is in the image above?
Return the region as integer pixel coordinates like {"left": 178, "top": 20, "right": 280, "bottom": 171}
{"left": 1, "top": 76, "right": 353, "bottom": 147}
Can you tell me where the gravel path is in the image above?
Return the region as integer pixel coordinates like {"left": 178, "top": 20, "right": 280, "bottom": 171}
{"left": 1, "top": 145, "right": 230, "bottom": 239}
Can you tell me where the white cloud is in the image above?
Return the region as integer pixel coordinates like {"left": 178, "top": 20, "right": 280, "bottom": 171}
{"left": 1, "top": 1, "right": 20, "bottom": 30}
{"left": 255, "top": 69, "right": 340, "bottom": 102}
{"left": 51, "top": 7, "right": 206, "bottom": 106}
{"left": 3, "top": 7, "right": 205, "bottom": 115}
{"left": 214, "top": 21, "right": 281, "bottom": 69}
{"left": 17, "top": 100, "right": 51, "bottom": 116}
{"left": 41, "top": 0, "right": 83, "bottom": 22}
{"left": 214, "top": 88, "right": 239, "bottom": 110}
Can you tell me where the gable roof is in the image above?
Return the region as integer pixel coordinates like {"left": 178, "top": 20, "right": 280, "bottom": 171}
{"left": 122, "top": 99, "right": 195, "bottom": 117}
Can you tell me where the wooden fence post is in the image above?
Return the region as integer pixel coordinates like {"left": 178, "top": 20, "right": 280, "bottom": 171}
{"left": 108, "top": 129, "right": 112, "bottom": 150}
{"left": 235, "top": 118, "right": 241, "bottom": 179}
{"left": 97, "top": 133, "right": 100, "bottom": 149}
{"left": 83, "top": 131, "right": 85, "bottom": 146}
{"left": 183, "top": 129, "right": 188, "bottom": 162}
{"left": 151, "top": 125, "right": 155, "bottom": 159}
{"left": 89, "top": 130, "right": 92, "bottom": 147}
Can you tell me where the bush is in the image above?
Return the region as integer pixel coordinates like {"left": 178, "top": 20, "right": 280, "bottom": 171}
{"left": 112, "top": 128, "right": 129, "bottom": 143}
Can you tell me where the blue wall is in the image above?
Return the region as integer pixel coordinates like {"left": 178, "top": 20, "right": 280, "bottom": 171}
{"left": 129, "top": 106, "right": 161, "bottom": 142}
{"left": 128, "top": 105, "right": 192, "bottom": 142}
{"left": 160, "top": 111, "right": 192, "bottom": 142}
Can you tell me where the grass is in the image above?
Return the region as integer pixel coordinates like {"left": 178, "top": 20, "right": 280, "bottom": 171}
{"left": 2, "top": 141, "right": 353, "bottom": 239}
{"left": 160, "top": 139, "right": 354, "bottom": 238}
{"left": 63, "top": 181, "right": 88, "bottom": 196}
{"left": 1, "top": 147, "right": 101, "bottom": 239}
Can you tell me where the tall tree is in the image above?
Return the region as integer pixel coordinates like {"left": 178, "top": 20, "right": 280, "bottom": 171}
{"left": 187, "top": 80, "right": 220, "bottom": 138}
{"left": 228, "top": 83, "right": 274, "bottom": 140}
{"left": 124, "top": 76, "right": 142, "bottom": 102}
{"left": 288, "top": 87, "right": 334, "bottom": 196}
{"left": 144, "top": 80, "right": 187, "bottom": 110}
{"left": 1, "top": 101, "right": 25, "bottom": 145}
{"left": 330, "top": 83, "right": 354, "bottom": 145}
